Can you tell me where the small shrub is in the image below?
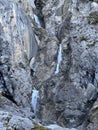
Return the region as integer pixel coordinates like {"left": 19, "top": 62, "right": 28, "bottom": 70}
{"left": 80, "top": 0, "right": 89, "bottom": 2}
{"left": 4, "top": 123, "right": 11, "bottom": 130}
{"left": 88, "top": 12, "right": 98, "bottom": 24}
{"left": 87, "top": 42, "right": 96, "bottom": 48}
{"left": 80, "top": 36, "right": 87, "bottom": 41}
{"left": 0, "top": 93, "right": 3, "bottom": 102}
{"left": 34, "top": 123, "right": 48, "bottom": 130}
{"left": 0, "top": 97, "right": 3, "bottom": 102}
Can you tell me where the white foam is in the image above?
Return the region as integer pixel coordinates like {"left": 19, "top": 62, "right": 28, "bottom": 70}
{"left": 46, "top": 124, "right": 77, "bottom": 130}
{"left": 55, "top": 44, "right": 62, "bottom": 74}
{"left": 34, "top": 14, "right": 41, "bottom": 27}
{"left": 31, "top": 88, "right": 39, "bottom": 116}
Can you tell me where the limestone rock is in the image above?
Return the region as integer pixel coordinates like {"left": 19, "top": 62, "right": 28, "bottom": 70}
{"left": 86, "top": 99, "right": 98, "bottom": 130}
{"left": 0, "top": 0, "right": 98, "bottom": 130}
{"left": 8, "top": 115, "right": 34, "bottom": 130}
{"left": 0, "top": 110, "right": 34, "bottom": 130}
{"left": 35, "top": 0, "right": 98, "bottom": 128}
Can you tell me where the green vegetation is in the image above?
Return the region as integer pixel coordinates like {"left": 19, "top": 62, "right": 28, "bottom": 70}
{"left": 80, "top": 36, "right": 88, "bottom": 41}
{"left": 34, "top": 123, "right": 48, "bottom": 130}
{"left": 80, "top": 0, "right": 89, "bottom": 2}
{"left": 88, "top": 12, "right": 98, "bottom": 24}
{"left": 87, "top": 42, "right": 96, "bottom": 48}
{"left": 4, "top": 123, "right": 11, "bottom": 130}
{"left": 0, "top": 93, "right": 3, "bottom": 102}
{"left": 0, "top": 97, "right": 3, "bottom": 102}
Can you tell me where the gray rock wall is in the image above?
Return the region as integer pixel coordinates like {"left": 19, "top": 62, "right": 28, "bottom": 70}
{"left": 0, "top": 0, "right": 98, "bottom": 130}
{"left": 32, "top": 0, "right": 98, "bottom": 129}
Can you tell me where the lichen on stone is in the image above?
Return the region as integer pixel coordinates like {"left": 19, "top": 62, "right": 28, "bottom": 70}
{"left": 34, "top": 123, "right": 48, "bottom": 130}
{"left": 88, "top": 12, "right": 98, "bottom": 24}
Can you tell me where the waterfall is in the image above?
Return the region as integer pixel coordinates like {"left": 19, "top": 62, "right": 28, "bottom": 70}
{"left": 34, "top": 14, "right": 41, "bottom": 27}
{"left": 55, "top": 44, "right": 62, "bottom": 74}
{"left": 31, "top": 88, "right": 39, "bottom": 116}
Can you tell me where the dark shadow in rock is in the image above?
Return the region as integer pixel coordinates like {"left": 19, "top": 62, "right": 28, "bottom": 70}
{"left": 34, "top": 0, "right": 45, "bottom": 28}
{"left": 0, "top": 71, "right": 18, "bottom": 105}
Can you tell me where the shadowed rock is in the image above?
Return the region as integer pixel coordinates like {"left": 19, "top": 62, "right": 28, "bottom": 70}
{"left": 56, "top": 11, "right": 72, "bottom": 42}
{"left": 0, "top": 71, "right": 17, "bottom": 105}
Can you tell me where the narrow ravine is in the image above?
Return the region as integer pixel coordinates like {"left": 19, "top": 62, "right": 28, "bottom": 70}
{"left": 0, "top": 0, "right": 98, "bottom": 130}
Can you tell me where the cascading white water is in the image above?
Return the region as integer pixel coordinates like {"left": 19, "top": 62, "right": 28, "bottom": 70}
{"left": 34, "top": 14, "right": 41, "bottom": 27}
{"left": 55, "top": 44, "right": 62, "bottom": 74}
{"left": 31, "top": 88, "right": 39, "bottom": 116}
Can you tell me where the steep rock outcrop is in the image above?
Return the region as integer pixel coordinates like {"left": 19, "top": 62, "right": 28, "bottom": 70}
{"left": 0, "top": 0, "right": 38, "bottom": 107}
{"left": 0, "top": 0, "right": 98, "bottom": 130}
{"left": 31, "top": 0, "right": 98, "bottom": 129}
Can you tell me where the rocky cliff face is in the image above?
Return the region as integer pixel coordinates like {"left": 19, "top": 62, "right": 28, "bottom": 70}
{"left": 0, "top": 0, "right": 98, "bottom": 130}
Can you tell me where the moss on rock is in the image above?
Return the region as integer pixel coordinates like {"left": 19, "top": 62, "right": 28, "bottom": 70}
{"left": 34, "top": 123, "right": 48, "bottom": 130}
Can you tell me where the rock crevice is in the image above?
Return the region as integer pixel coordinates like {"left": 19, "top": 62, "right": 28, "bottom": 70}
{"left": 0, "top": 0, "right": 98, "bottom": 130}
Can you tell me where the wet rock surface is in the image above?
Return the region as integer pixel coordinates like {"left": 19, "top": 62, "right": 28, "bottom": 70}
{"left": 0, "top": 0, "right": 98, "bottom": 130}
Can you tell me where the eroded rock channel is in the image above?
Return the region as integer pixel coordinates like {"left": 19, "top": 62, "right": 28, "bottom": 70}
{"left": 0, "top": 0, "right": 98, "bottom": 130}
